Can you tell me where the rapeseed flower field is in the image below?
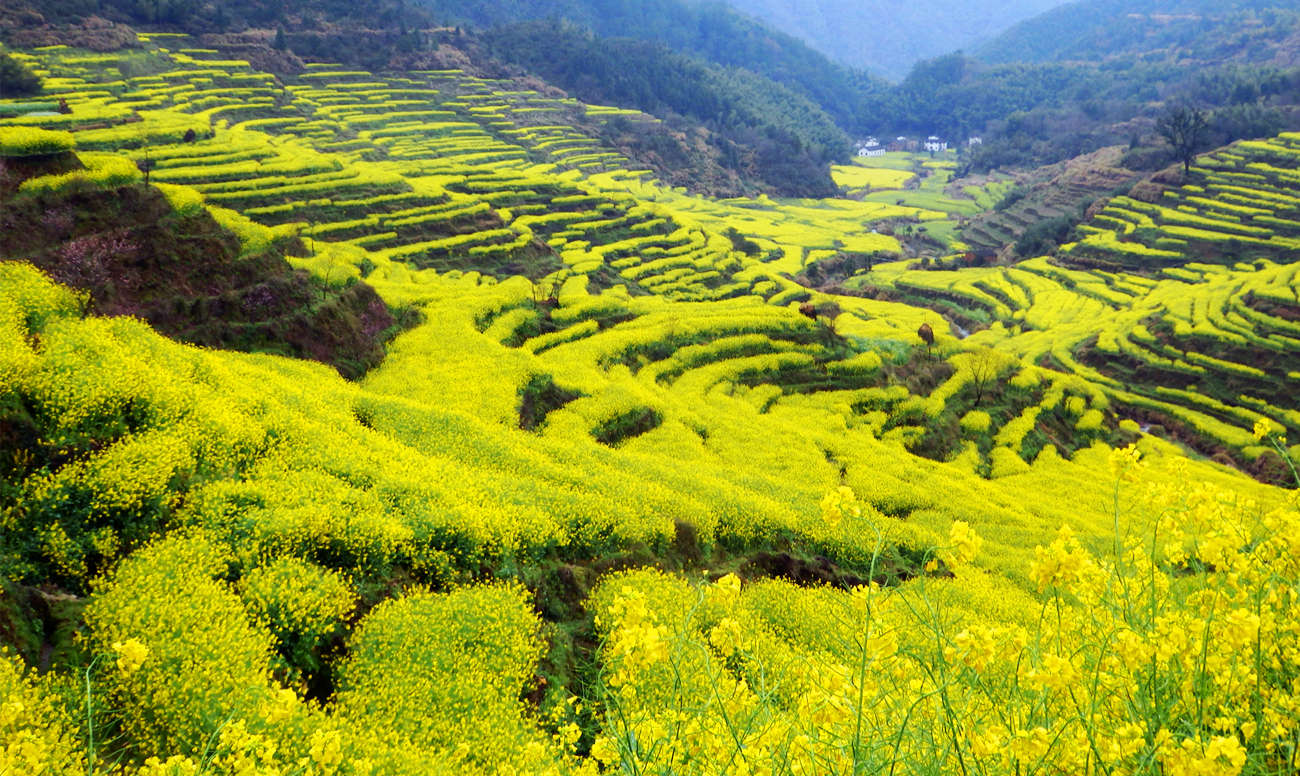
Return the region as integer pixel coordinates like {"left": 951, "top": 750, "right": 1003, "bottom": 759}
{"left": 1, "top": 39, "right": 1299, "bottom": 776}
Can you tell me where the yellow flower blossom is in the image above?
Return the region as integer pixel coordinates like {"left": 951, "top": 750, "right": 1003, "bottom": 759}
{"left": 708, "top": 617, "right": 744, "bottom": 657}
{"left": 948, "top": 520, "right": 983, "bottom": 565}
{"left": 112, "top": 638, "right": 149, "bottom": 674}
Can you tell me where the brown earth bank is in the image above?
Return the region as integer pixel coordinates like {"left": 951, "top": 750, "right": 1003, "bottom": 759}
{"left": 0, "top": 157, "right": 406, "bottom": 379}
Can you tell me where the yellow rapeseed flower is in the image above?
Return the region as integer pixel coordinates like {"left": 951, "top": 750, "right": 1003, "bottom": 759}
{"left": 708, "top": 617, "right": 744, "bottom": 657}
{"left": 948, "top": 520, "right": 983, "bottom": 565}
{"left": 112, "top": 638, "right": 149, "bottom": 674}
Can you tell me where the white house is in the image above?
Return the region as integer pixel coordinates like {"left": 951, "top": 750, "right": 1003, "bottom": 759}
{"left": 967, "top": 136, "right": 983, "bottom": 147}
{"left": 857, "top": 140, "right": 885, "bottom": 158}
{"left": 924, "top": 135, "right": 948, "bottom": 152}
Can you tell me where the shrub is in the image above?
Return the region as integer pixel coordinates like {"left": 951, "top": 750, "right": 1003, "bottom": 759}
{"left": 240, "top": 557, "right": 355, "bottom": 650}
{"left": 335, "top": 584, "right": 555, "bottom": 765}
{"left": 84, "top": 533, "right": 278, "bottom": 755}
{"left": 1075, "top": 408, "right": 1104, "bottom": 432}
{"left": 1014, "top": 215, "right": 1076, "bottom": 257}
{"left": 0, "top": 651, "right": 84, "bottom": 774}
{"left": 0, "top": 52, "right": 42, "bottom": 98}
{"left": 989, "top": 445, "right": 1032, "bottom": 478}
{"left": 993, "top": 185, "right": 1026, "bottom": 212}
{"left": 960, "top": 409, "right": 992, "bottom": 434}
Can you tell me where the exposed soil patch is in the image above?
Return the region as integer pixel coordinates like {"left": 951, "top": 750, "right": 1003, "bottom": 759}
{"left": 0, "top": 180, "right": 404, "bottom": 378}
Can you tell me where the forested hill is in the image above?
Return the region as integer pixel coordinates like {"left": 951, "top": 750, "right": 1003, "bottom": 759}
{"left": 478, "top": 21, "right": 849, "bottom": 198}
{"left": 417, "top": 0, "right": 875, "bottom": 133}
{"left": 979, "top": 0, "right": 1300, "bottom": 66}
{"left": 719, "top": 0, "right": 1066, "bottom": 80}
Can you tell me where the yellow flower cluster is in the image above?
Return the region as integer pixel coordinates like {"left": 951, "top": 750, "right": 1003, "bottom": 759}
{"left": 947, "top": 519, "right": 983, "bottom": 565}
{"left": 113, "top": 638, "right": 150, "bottom": 674}
{"left": 0, "top": 651, "right": 84, "bottom": 776}
{"left": 587, "top": 465, "right": 1300, "bottom": 775}
{"left": 0, "top": 125, "right": 75, "bottom": 157}
{"left": 818, "top": 485, "right": 861, "bottom": 529}
{"left": 1027, "top": 524, "right": 1102, "bottom": 594}
{"left": 7, "top": 45, "right": 1300, "bottom": 776}
{"left": 239, "top": 557, "right": 356, "bottom": 648}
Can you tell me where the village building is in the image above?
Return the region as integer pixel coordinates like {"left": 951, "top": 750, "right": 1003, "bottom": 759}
{"left": 857, "top": 139, "right": 885, "bottom": 158}
{"left": 924, "top": 135, "right": 948, "bottom": 152}
{"left": 888, "top": 136, "right": 919, "bottom": 152}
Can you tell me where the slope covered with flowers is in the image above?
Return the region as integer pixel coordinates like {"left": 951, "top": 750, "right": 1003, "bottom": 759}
{"left": 1, "top": 38, "right": 1299, "bottom": 776}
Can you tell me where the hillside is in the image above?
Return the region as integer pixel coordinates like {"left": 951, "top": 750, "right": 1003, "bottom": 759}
{"left": 7, "top": 0, "right": 875, "bottom": 138}
{"left": 980, "top": 0, "right": 1300, "bottom": 66}
{"left": 720, "top": 0, "right": 1067, "bottom": 79}
{"left": 477, "top": 21, "right": 848, "bottom": 198}
{"left": 0, "top": 147, "right": 400, "bottom": 377}
{"left": 961, "top": 145, "right": 1139, "bottom": 255}
{"left": 1, "top": 33, "right": 1300, "bottom": 776}
{"left": 420, "top": 0, "right": 874, "bottom": 131}
{"left": 1, "top": 0, "right": 858, "bottom": 197}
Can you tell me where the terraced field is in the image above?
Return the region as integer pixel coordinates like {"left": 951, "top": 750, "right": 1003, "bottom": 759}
{"left": 5, "top": 40, "right": 1297, "bottom": 538}
{"left": 961, "top": 146, "right": 1138, "bottom": 253}
{"left": 853, "top": 138, "right": 1300, "bottom": 479}
{"left": 838, "top": 152, "right": 1017, "bottom": 254}
{"left": 3, "top": 38, "right": 1300, "bottom": 776}
{"left": 3, "top": 46, "right": 946, "bottom": 309}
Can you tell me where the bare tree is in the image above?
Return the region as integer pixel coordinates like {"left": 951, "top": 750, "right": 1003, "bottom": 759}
{"left": 817, "top": 301, "right": 842, "bottom": 337}
{"left": 1156, "top": 104, "right": 1209, "bottom": 174}
{"left": 964, "top": 348, "right": 1005, "bottom": 406}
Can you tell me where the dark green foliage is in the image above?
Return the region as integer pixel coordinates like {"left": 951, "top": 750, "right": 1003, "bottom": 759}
{"left": 0, "top": 52, "right": 41, "bottom": 98}
{"left": 980, "top": 0, "right": 1300, "bottom": 66}
{"left": 723, "top": 227, "right": 761, "bottom": 256}
{"left": 481, "top": 21, "right": 847, "bottom": 197}
{"left": 859, "top": 54, "right": 1102, "bottom": 142}
{"left": 517, "top": 374, "right": 582, "bottom": 431}
{"left": 428, "top": 0, "right": 874, "bottom": 132}
{"left": 1157, "top": 104, "right": 1209, "bottom": 174}
{"left": 592, "top": 406, "right": 662, "bottom": 446}
{"left": 952, "top": 61, "right": 1300, "bottom": 172}
{"left": 1014, "top": 214, "right": 1075, "bottom": 257}
{"left": 936, "top": 0, "right": 1300, "bottom": 169}
{"left": 993, "top": 186, "right": 1026, "bottom": 212}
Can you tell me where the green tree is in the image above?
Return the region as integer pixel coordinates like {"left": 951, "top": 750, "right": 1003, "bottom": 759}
{"left": 0, "top": 53, "right": 42, "bottom": 99}
{"left": 1156, "top": 104, "right": 1209, "bottom": 174}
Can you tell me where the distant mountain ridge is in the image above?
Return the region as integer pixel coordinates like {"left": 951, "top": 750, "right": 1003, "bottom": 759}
{"left": 979, "top": 0, "right": 1300, "bottom": 66}
{"left": 715, "top": 0, "right": 1069, "bottom": 79}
